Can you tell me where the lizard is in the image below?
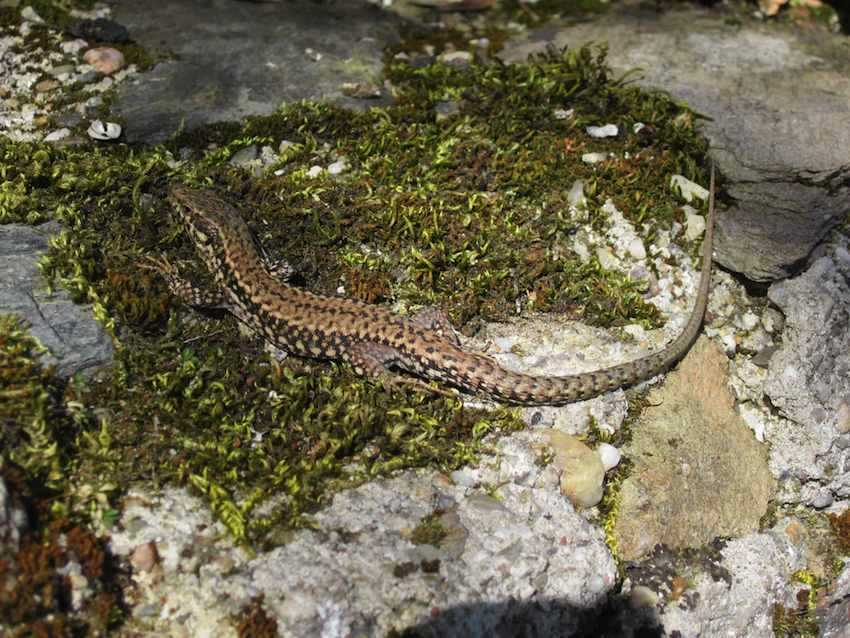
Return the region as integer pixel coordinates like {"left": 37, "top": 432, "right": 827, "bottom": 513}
{"left": 144, "top": 163, "right": 715, "bottom": 406}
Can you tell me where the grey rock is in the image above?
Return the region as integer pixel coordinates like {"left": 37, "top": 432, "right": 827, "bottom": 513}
{"left": 0, "top": 223, "right": 113, "bottom": 377}
{"left": 820, "top": 563, "right": 850, "bottom": 638}
{"left": 763, "top": 241, "right": 850, "bottom": 505}
{"left": 67, "top": 17, "right": 130, "bottom": 44}
{"left": 651, "top": 520, "right": 807, "bottom": 637}
{"left": 0, "top": 477, "right": 28, "bottom": 555}
{"left": 500, "top": 4, "right": 850, "bottom": 282}
{"left": 111, "top": 1, "right": 402, "bottom": 143}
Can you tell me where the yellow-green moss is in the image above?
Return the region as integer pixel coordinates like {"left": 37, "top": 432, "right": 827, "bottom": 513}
{"left": 2, "top": 45, "right": 711, "bottom": 552}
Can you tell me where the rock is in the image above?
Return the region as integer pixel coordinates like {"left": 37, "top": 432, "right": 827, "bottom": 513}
{"left": 20, "top": 5, "right": 43, "bottom": 23}
{"left": 83, "top": 47, "right": 126, "bottom": 75}
{"left": 684, "top": 206, "right": 706, "bottom": 242}
{"left": 327, "top": 158, "right": 348, "bottom": 175}
{"left": 60, "top": 39, "right": 88, "bottom": 55}
{"left": 111, "top": 1, "right": 401, "bottom": 143}
{"left": 820, "top": 563, "right": 850, "bottom": 638}
{"left": 438, "top": 50, "right": 473, "bottom": 67}
{"left": 87, "top": 119, "right": 122, "bottom": 141}
{"left": 34, "top": 78, "right": 60, "bottom": 92}
{"left": 67, "top": 17, "right": 130, "bottom": 43}
{"left": 109, "top": 469, "right": 616, "bottom": 637}
{"left": 0, "top": 223, "right": 114, "bottom": 377}
{"left": 762, "top": 240, "right": 850, "bottom": 507}
{"left": 621, "top": 519, "right": 807, "bottom": 637}
{"left": 43, "top": 127, "right": 71, "bottom": 142}
{"left": 0, "top": 477, "right": 28, "bottom": 554}
{"left": 614, "top": 337, "right": 773, "bottom": 560}
{"left": 130, "top": 541, "right": 160, "bottom": 573}
{"left": 671, "top": 174, "right": 709, "bottom": 203}
{"left": 586, "top": 124, "right": 618, "bottom": 138}
{"left": 500, "top": 5, "right": 850, "bottom": 281}
{"left": 544, "top": 430, "right": 605, "bottom": 508}
{"left": 582, "top": 152, "right": 607, "bottom": 164}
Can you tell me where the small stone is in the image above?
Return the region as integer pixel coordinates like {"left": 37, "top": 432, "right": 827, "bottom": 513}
{"left": 627, "top": 238, "right": 646, "bottom": 260}
{"left": 43, "top": 128, "right": 71, "bottom": 142}
{"left": 811, "top": 490, "right": 833, "bottom": 509}
{"left": 327, "top": 158, "right": 348, "bottom": 175}
{"left": 596, "top": 247, "right": 618, "bottom": 271}
{"left": 586, "top": 124, "right": 618, "bottom": 138}
{"left": 553, "top": 108, "right": 574, "bottom": 120}
{"left": 597, "top": 443, "right": 621, "bottom": 472}
{"left": 83, "top": 47, "right": 125, "bottom": 75}
{"left": 306, "top": 165, "right": 323, "bottom": 178}
{"left": 76, "top": 70, "right": 100, "bottom": 85}
{"left": 48, "top": 64, "right": 76, "bottom": 78}
{"left": 836, "top": 401, "right": 850, "bottom": 434}
{"left": 229, "top": 145, "right": 258, "bottom": 166}
{"left": 21, "top": 5, "right": 43, "bottom": 22}
{"left": 304, "top": 47, "right": 322, "bottom": 62}
{"left": 61, "top": 39, "right": 88, "bottom": 55}
{"left": 545, "top": 430, "right": 605, "bottom": 508}
{"left": 581, "top": 152, "right": 607, "bottom": 164}
{"left": 35, "top": 79, "right": 60, "bottom": 93}
{"left": 439, "top": 50, "right": 473, "bottom": 67}
{"left": 130, "top": 541, "right": 160, "bottom": 572}
{"left": 340, "top": 82, "right": 382, "bottom": 99}
{"left": 671, "top": 174, "right": 709, "bottom": 203}
{"left": 684, "top": 206, "right": 706, "bottom": 241}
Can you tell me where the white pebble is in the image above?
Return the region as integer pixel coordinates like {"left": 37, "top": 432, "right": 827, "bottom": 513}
{"left": 586, "top": 124, "right": 618, "bottom": 138}
{"left": 628, "top": 238, "right": 646, "bottom": 260}
{"left": 306, "top": 165, "right": 323, "bottom": 178}
{"left": 671, "top": 174, "right": 709, "bottom": 203}
{"left": 327, "top": 158, "right": 348, "bottom": 175}
{"left": 21, "top": 6, "right": 44, "bottom": 22}
{"left": 553, "top": 108, "right": 574, "bottom": 120}
{"left": 683, "top": 206, "right": 706, "bottom": 241}
{"left": 44, "top": 128, "right": 71, "bottom": 142}
{"left": 597, "top": 443, "right": 621, "bottom": 472}
{"left": 582, "top": 152, "right": 608, "bottom": 164}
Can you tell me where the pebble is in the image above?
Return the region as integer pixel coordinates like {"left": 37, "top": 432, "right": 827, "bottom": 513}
{"left": 130, "top": 541, "right": 160, "bottom": 572}
{"left": 83, "top": 47, "right": 125, "bottom": 75}
{"left": 597, "top": 443, "right": 621, "bottom": 472}
{"left": 327, "top": 158, "right": 348, "bottom": 175}
{"left": 596, "top": 247, "right": 619, "bottom": 271}
{"left": 670, "top": 174, "right": 709, "bottom": 203}
{"left": 627, "top": 237, "right": 646, "bottom": 260}
{"left": 229, "top": 145, "right": 258, "bottom": 166}
{"left": 586, "top": 124, "right": 618, "bottom": 138}
{"left": 581, "top": 152, "right": 608, "bottom": 164}
{"left": 44, "top": 128, "right": 71, "bottom": 142}
{"left": 439, "top": 50, "right": 473, "bottom": 67}
{"left": 48, "top": 64, "right": 76, "bottom": 78}
{"left": 836, "top": 401, "right": 850, "bottom": 434}
{"left": 306, "top": 165, "right": 323, "bottom": 178}
{"left": 35, "top": 79, "right": 60, "bottom": 92}
{"left": 684, "top": 206, "right": 706, "bottom": 241}
{"left": 553, "top": 108, "right": 574, "bottom": 120}
{"left": 61, "top": 39, "right": 88, "bottom": 55}
{"left": 20, "top": 6, "right": 43, "bottom": 22}
{"left": 545, "top": 430, "right": 605, "bottom": 508}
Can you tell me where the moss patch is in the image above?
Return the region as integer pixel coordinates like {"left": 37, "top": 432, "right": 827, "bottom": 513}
{"left": 2, "top": 45, "right": 710, "bottom": 556}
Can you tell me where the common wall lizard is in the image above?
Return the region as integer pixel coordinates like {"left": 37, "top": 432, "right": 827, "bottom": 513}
{"left": 148, "top": 165, "right": 715, "bottom": 405}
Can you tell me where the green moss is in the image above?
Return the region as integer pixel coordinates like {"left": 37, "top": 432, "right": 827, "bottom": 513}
{"left": 771, "top": 570, "right": 821, "bottom": 638}
{"left": 410, "top": 511, "right": 448, "bottom": 547}
{"left": 2, "top": 45, "right": 711, "bottom": 550}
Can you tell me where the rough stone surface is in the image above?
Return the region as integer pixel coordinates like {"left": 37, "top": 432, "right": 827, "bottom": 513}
{"left": 820, "top": 563, "right": 850, "bottom": 638}
{"left": 647, "top": 520, "right": 807, "bottom": 637}
{"left": 614, "top": 337, "right": 773, "bottom": 560}
{"left": 0, "top": 223, "right": 114, "bottom": 377}
{"left": 109, "top": 438, "right": 617, "bottom": 637}
{"left": 501, "top": 3, "right": 850, "bottom": 281}
{"left": 763, "top": 240, "right": 850, "bottom": 507}
{"left": 0, "top": 477, "right": 28, "bottom": 555}
{"left": 111, "top": 0, "right": 402, "bottom": 143}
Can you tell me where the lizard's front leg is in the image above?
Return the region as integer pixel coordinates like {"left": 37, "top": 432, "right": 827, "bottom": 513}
{"left": 346, "top": 341, "right": 455, "bottom": 398}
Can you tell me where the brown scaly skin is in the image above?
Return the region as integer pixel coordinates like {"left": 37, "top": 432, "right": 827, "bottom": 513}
{"left": 149, "top": 164, "right": 715, "bottom": 405}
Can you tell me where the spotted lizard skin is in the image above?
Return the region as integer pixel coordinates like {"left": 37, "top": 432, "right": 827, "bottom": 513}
{"left": 153, "top": 165, "right": 715, "bottom": 405}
